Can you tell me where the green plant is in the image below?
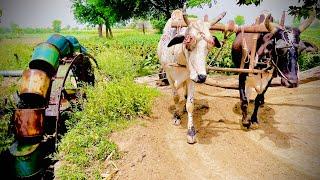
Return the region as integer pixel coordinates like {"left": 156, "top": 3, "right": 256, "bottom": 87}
{"left": 151, "top": 15, "right": 167, "bottom": 33}
{"left": 56, "top": 79, "right": 159, "bottom": 179}
{"left": 234, "top": 15, "right": 245, "bottom": 26}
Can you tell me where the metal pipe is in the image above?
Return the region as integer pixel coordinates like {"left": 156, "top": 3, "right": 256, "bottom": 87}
{"left": 0, "top": 70, "right": 23, "bottom": 77}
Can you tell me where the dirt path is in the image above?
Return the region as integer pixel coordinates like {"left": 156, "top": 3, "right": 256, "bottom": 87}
{"left": 111, "top": 75, "right": 320, "bottom": 180}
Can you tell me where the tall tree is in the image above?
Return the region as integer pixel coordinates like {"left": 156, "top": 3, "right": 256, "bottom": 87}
{"left": 71, "top": 0, "right": 145, "bottom": 37}
{"left": 71, "top": 0, "right": 105, "bottom": 37}
{"left": 145, "top": 0, "right": 212, "bottom": 19}
{"left": 52, "top": 20, "right": 62, "bottom": 33}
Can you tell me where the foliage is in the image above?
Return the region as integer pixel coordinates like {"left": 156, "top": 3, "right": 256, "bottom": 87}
{"left": 55, "top": 32, "right": 160, "bottom": 178}
{"left": 0, "top": 41, "right": 34, "bottom": 70}
{"left": 10, "top": 23, "right": 23, "bottom": 36}
{"left": 299, "top": 52, "right": 320, "bottom": 71}
{"left": 151, "top": 15, "right": 167, "bottom": 33}
{"left": 236, "top": 0, "right": 262, "bottom": 6}
{"left": 288, "top": 0, "right": 320, "bottom": 19}
{"left": 236, "top": 0, "right": 319, "bottom": 19}
{"left": 52, "top": 20, "right": 62, "bottom": 33}
{"left": 234, "top": 15, "right": 245, "bottom": 26}
{"left": 56, "top": 78, "right": 159, "bottom": 179}
{"left": 292, "top": 17, "right": 301, "bottom": 28}
{"left": 0, "top": 80, "right": 18, "bottom": 154}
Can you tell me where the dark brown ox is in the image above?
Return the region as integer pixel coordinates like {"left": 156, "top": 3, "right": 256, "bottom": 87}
{"left": 232, "top": 12, "right": 317, "bottom": 129}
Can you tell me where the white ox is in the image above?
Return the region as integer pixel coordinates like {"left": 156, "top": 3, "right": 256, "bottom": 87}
{"left": 157, "top": 10, "right": 225, "bottom": 144}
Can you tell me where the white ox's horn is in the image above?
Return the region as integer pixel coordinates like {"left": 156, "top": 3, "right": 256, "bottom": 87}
{"left": 299, "top": 10, "right": 316, "bottom": 32}
{"left": 210, "top": 11, "right": 227, "bottom": 26}
{"left": 182, "top": 3, "right": 190, "bottom": 26}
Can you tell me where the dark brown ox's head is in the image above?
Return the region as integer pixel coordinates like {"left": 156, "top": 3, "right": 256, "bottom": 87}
{"left": 261, "top": 12, "right": 317, "bottom": 88}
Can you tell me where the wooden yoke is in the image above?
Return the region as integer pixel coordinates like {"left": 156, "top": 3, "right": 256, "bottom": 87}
{"left": 210, "top": 20, "right": 270, "bottom": 33}
{"left": 207, "top": 14, "right": 275, "bottom": 76}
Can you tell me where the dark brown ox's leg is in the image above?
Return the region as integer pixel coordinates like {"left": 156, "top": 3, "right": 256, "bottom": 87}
{"left": 250, "top": 78, "right": 273, "bottom": 129}
{"left": 239, "top": 73, "right": 250, "bottom": 129}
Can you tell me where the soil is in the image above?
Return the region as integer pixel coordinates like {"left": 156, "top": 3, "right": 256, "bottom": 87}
{"left": 111, "top": 69, "right": 320, "bottom": 180}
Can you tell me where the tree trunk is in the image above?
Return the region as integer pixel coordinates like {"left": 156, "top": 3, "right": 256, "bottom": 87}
{"left": 108, "top": 27, "right": 113, "bottom": 38}
{"left": 142, "top": 23, "right": 145, "bottom": 34}
{"left": 98, "top": 24, "right": 103, "bottom": 37}
{"left": 164, "top": 0, "right": 171, "bottom": 19}
{"left": 105, "top": 24, "right": 109, "bottom": 38}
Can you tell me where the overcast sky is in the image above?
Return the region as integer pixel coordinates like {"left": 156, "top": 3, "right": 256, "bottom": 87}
{"left": 0, "top": 0, "right": 301, "bottom": 28}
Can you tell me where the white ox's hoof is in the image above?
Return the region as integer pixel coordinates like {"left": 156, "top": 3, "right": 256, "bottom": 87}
{"left": 187, "top": 127, "right": 196, "bottom": 144}
{"left": 172, "top": 117, "right": 181, "bottom": 126}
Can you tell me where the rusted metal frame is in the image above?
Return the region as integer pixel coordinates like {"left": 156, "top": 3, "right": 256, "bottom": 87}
{"left": 45, "top": 54, "right": 84, "bottom": 146}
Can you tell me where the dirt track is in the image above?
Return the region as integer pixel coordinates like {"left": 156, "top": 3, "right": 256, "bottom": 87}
{"left": 111, "top": 73, "right": 320, "bottom": 179}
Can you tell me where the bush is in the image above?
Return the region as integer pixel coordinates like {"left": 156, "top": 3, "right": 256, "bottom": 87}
{"left": 56, "top": 79, "right": 159, "bottom": 179}
{"left": 56, "top": 32, "right": 160, "bottom": 179}
{"left": 298, "top": 52, "right": 320, "bottom": 71}
{"left": 52, "top": 20, "right": 62, "bottom": 33}
{"left": 151, "top": 15, "right": 167, "bottom": 33}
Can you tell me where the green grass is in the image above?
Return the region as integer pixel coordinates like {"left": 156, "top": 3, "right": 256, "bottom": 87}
{"left": 0, "top": 29, "right": 160, "bottom": 179}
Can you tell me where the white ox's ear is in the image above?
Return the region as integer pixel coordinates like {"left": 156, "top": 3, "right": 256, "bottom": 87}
{"left": 168, "top": 35, "right": 185, "bottom": 47}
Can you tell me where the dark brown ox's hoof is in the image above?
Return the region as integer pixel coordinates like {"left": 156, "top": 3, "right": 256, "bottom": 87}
{"left": 187, "top": 127, "right": 196, "bottom": 144}
{"left": 250, "top": 122, "right": 259, "bottom": 130}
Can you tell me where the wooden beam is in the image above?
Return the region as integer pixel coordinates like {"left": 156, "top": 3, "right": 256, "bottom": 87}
{"left": 207, "top": 67, "right": 270, "bottom": 74}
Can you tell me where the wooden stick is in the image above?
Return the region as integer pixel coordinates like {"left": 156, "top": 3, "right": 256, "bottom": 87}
{"left": 249, "top": 33, "right": 259, "bottom": 71}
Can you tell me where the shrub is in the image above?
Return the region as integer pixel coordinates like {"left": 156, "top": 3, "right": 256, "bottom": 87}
{"left": 151, "top": 15, "right": 167, "bottom": 33}
{"left": 52, "top": 20, "right": 62, "bottom": 33}
{"left": 56, "top": 79, "right": 159, "bottom": 179}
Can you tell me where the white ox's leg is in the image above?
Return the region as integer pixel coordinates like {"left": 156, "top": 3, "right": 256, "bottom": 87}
{"left": 167, "top": 76, "right": 182, "bottom": 125}
{"left": 186, "top": 80, "right": 196, "bottom": 144}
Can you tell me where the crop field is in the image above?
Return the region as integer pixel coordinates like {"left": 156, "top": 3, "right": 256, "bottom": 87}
{"left": 0, "top": 27, "right": 319, "bottom": 179}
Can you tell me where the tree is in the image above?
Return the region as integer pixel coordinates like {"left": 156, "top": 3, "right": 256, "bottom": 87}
{"left": 0, "top": 8, "right": 2, "bottom": 23}
{"left": 52, "top": 20, "right": 62, "bottom": 33}
{"left": 145, "top": 0, "right": 212, "bottom": 20}
{"left": 234, "top": 15, "right": 245, "bottom": 26}
{"left": 236, "top": 0, "right": 319, "bottom": 19}
{"left": 71, "top": 0, "right": 105, "bottom": 37}
{"left": 71, "top": 0, "right": 141, "bottom": 38}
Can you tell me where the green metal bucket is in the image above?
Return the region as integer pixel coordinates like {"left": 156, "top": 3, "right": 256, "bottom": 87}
{"left": 9, "top": 141, "right": 43, "bottom": 178}
{"left": 65, "top": 36, "right": 80, "bottom": 54}
{"left": 47, "top": 34, "right": 71, "bottom": 57}
{"left": 29, "top": 42, "right": 60, "bottom": 77}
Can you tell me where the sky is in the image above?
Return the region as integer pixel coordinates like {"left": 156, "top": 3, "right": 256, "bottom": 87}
{"left": 0, "top": 0, "right": 302, "bottom": 28}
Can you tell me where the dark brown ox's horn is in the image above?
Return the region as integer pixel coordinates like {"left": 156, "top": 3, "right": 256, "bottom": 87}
{"left": 210, "top": 11, "right": 227, "bottom": 26}
{"left": 182, "top": 3, "right": 190, "bottom": 26}
{"left": 265, "top": 14, "right": 282, "bottom": 34}
{"left": 280, "top": 11, "right": 285, "bottom": 27}
{"left": 299, "top": 10, "right": 316, "bottom": 32}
